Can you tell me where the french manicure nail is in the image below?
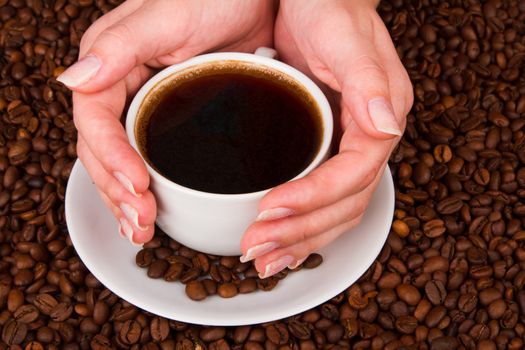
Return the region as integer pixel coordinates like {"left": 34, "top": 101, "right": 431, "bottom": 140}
{"left": 117, "top": 223, "right": 126, "bottom": 238}
{"left": 56, "top": 55, "right": 101, "bottom": 88}
{"left": 288, "top": 257, "right": 307, "bottom": 269}
{"left": 368, "top": 97, "right": 402, "bottom": 136}
{"left": 256, "top": 207, "right": 294, "bottom": 222}
{"left": 240, "top": 242, "right": 279, "bottom": 263}
{"left": 259, "top": 255, "right": 294, "bottom": 279}
{"left": 114, "top": 172, "right": 140, "bottom": 197}
{"left": 119, "top": 217, "right": 141, "bottom": 246}
{"left": 120, "top": 203, "right": 148, "bottom": 231}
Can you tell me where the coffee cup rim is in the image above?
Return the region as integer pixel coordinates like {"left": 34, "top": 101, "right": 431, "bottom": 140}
{"left": 126, "top": 52, "right": 333, "bottom": 200}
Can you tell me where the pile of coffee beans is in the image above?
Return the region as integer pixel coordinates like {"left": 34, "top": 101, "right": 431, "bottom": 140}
{"left": 1, "top": 0, "right": 525, "bottom": 348}
{"left": 135, "top": 230, "right": 323, "bottom": 301}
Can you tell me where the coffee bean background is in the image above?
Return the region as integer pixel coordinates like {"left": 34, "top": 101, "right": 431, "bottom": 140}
{"left": 1, "top": 0, "right": 525, "bottom": 348}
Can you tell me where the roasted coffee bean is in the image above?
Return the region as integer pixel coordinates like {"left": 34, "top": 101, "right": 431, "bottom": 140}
{"left": 185, "top": 280, "right": 207, "bottom": 301}
{"left": 266, "top": 323, "right": 289, "bottom": 345}
{"left": 395, "top": 315, "right": 418, "bottom": 334}
{"left": 218, "top": 282, "right": 238, "bottom": 298}
{"left": 164, "top": 262, "right": 184, "bottom": 282}
{"left": 50, "top": 302, "right": 73, "bottom": 321}
{"left": 1, "top": 0, "right": 525, "bottom": 347}
{"left": 136, "top": 249, "right": 154, "bottom": 267}
{"left": 257, "top": 277, "right": 279, "bottom": 291}
{"left": 151, "top": 316, "right": 170, "bottom": 342}
{"left": 93, "top": 300, "right": 109, "bottom": 325}
{"left": 303, "top": 253, "right": 323, "bottom": 268}
{"left": 239, "top": 278, "right": 257, "bottom": 293}
{"left": 2, "top": 320, "right": 27, "bottom": 345}
{"left": 33, "top": 293, "right": 58, "bottom": 315}
{"left": 119, "top": 320, "right": 141, "bottom": 345}
{"left": 396, "top": 284, "right": 421, "bottom": 306}
{"left": 425, "top": 280, "right": 447, "bottom": 306}
{"left": 147, "top": 259, "right": 169, "bottom": 279}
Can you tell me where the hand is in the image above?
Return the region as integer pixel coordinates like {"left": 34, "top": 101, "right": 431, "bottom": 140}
{"left": 59, "top": 0, "right": 276, "bottom": 244}
{"left": 240, "top": 0, "right": 413, "bottom": 278}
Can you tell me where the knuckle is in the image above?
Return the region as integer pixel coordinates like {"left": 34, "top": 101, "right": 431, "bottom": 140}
{"left": 348, "top": 55, "right": 387, "bottom": 81}
{"left": 97, "top": 21, "right": 135, "bottom": 51}
{"left": 79, "top": 26, "right": 99, "bottom": 53}
{"left": 361, "top": 161, "right": 382, "bottom": 187}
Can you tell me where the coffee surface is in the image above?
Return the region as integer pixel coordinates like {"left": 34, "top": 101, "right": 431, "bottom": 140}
{"left": 140, "top": 68, "right": 322, "bottom": 194}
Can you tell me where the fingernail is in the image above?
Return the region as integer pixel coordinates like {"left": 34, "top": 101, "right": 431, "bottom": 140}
{"left": 114, "top": 172, "right": 140, "bottom": 197}
{"left": 119, "top": 217, "right": 141, "bottom": 247}
{"left": 120, "top": 203, "right": 148, "bottom": 231}
{"left": 368, "top": 97, "right": 402, "bottom": 136}
{"left": 288, "top": 257, "right": 307, "bottom": 269}
{"left": 259, "top": 255, "right": 294, "bottom": 279}
{"left": 256, "top": 208, "right": 294, "bottom": 222}
{"left": 240, "top": 242, "right": 279, "bottom": 263}
{"left": 56, "top": 55, "right": 101, "bottom": 88}
{"left": 117, "top": 223, "right": 126, "bottom": 238}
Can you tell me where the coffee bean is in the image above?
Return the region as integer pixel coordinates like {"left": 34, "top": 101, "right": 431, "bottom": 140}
{"left": 396, "top": 284, "right": 421, "bottom": 306}
{"left": 151, "top": 316, "right": 170, "bottom": 342}
{"left": 50, "top": 301, "right": 73, "bottom": 321}
{"left": 1, "top": 0, "right": 525, "bottom": 347}
{"left": 14, "top": 304, "right": 39, "bottom": 323}
{"left": 392, "top": 219, "right": 410, "bottom": 237}
{"left": 218, "top": 282, "right": 238, "bottom": 298}
{"left": 147, "top": 259, "right": 169, "bottom": 279}
{"left": 119, "top": 320, "right": 141, "bottom": 345}
{"left": 303, "top": 253, "right": 323, "bottom": 268}
{"left": 185, "top": 280, "right": 207, "bottom": 301}
{"left": 93, "top": 300, "right": 109, "bottom": 325}
{"left": 239, "top": 278, "right": 257, "bottom": 293}
{"left": 2, "top": 320, "right": 27, "bottom": 345}
{"left": 200, "top": 326, "right": 226, "bottom": 342}
{"left": 425, "top": 280, "right": 447, "bottom": 306}
{"left": 257, "top": 277, "right": 279, "bottom": 291}
{"left": 266, "top": 324, "right": 289, "bottom": 345}
{"left": 395, "top": 315, "right": 418, "bottom": 334}
{"left": 136, "top": 248, "right": 154, "bottom": 267}
{"left": 164, "top": 262, "right": 184, "bottom": 282}
{"left": 33, "top": 293, "right": 58, "bottom": 315}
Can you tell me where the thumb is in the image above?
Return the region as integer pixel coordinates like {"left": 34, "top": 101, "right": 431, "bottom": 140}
{"left": 57, "top": 3, "right": 194, "bottom": 93}
{"left": 334, "top": 38, "right": 403, "bottom": 139}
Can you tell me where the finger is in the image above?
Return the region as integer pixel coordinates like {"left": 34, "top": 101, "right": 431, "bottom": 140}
{"left": 257, "top": 127, "right": 392, "bottom": 218}
{"left": 373, "top": 17, "right": 414, "bottom": 118}
{"left": 77, "top": 136, "right": 156, "bottom": 244}
{"left": 331, "top": 36, "right": 402, "bottom": 139}
{"left": 254, "top": 217, "right": 362, "bottom": 278}
{"left": 241, "top": 185, "right": 373, "bottom": 257}
{"left": 57, "top": 1, "right": 197, "bottom": 91}
{"left": 72, "top": 82, "right": 150, "bottom": 196}
{"left": 77, "top": 0, "right": 146, "bottom": 57}
{"left": 292, "top": 3, "right": 403, "bottom": 139}
{"left": 243, "top": 160, "right": 385, "bottom": 259}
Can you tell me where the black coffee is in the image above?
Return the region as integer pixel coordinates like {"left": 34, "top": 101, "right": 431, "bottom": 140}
{"left": 137, "top": 63, "right": 322, "bottom": 194}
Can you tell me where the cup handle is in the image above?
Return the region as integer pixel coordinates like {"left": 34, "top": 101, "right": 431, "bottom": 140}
{"left": 254, "top": 47, "right": 278, "bottom": 59}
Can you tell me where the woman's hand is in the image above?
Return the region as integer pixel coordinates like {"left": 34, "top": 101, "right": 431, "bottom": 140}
{"left": 240, "top": 0, "right": 413, "bottom": 278}
{"left": 59, "top": 0, "right": 276, "bottom": 244}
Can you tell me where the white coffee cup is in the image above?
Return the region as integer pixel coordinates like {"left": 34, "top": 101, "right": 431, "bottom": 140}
{"left": 126, "top": 48, "right": 333, "bottom": 256}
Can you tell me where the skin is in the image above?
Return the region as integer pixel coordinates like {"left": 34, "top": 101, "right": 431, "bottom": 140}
{"left": 61, "top": 0, "right": 413, "bottom": 278}
{"left": 240, "top": 0, "right": 413, "bottom": 277}
{"left": 68, "top": 0, "right": 276, "bottom": 242}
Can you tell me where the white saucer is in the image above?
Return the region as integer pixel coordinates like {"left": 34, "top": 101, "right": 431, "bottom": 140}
{"left": 65, "top": 161, "right": 394, "bottom": 326}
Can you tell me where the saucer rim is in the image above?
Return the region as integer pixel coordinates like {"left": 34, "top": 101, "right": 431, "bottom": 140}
{"left": 65, "top": 160, "right": 394, "bottom": 326}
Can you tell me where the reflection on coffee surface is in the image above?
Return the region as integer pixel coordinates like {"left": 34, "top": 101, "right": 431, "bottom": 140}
{"left": 137, "top": 63, "right": 323, "bottom": 194}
